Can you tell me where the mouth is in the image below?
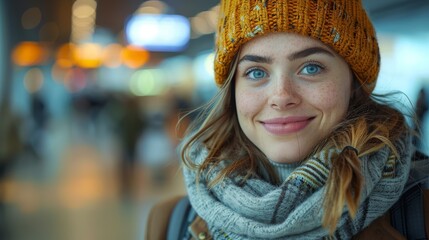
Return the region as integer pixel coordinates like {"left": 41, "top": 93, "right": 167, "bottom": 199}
{"left": 260, "top": 116, "right": 315, "bottom": 135}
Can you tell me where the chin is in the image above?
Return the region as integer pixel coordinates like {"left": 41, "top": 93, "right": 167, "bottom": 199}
{"left": 264, "top": 144, "right": 313, "bottom": 163}
{"left": 268, "top": 139, "right": 320, "bottom": 163}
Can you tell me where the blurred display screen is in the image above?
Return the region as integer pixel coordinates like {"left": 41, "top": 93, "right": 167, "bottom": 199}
{"left": 126, "top": 14, "right": 190, "bottom": 52}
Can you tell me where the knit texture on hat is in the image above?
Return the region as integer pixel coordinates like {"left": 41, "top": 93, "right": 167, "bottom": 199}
{"left": 214, "top": 0, "right": 380, "bottom": 93}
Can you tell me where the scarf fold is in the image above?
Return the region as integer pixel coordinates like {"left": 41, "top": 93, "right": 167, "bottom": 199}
{"left": 183, "top": 135, "right": 412, "bottom": 239}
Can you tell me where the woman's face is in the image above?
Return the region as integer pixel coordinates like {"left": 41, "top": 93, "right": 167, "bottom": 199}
{"left": 234, "top": 33, "right": 353, "bottom": 163}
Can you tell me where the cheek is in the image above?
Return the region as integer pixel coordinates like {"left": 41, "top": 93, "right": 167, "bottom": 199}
{"left": 307, "top": 82, "right": 350, "bottom": 117}
{"left": 235, "top": 88, "right": 264, "bottom": 120}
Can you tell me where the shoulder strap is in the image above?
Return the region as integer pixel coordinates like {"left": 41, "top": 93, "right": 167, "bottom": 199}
{"left": 146, "top": 196, "right": 183, "bottom": 240}
{"left": 167, "top": 196, "right": 197, "bottom": 240}
{"left": 390, "top": 151, "right": 429, "bottom": 239}
{"left": 167, "top": 196, "right": 212, "bottom": 240}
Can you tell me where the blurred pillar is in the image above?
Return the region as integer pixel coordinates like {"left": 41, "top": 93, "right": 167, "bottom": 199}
{"left": 0, "top": 3, "right": 7, "bottom": 236}
{"left": 0, "top": 1, "right": 15, "bottom": 237}
{"left": 0, "top": 0, "right": 13, "bottom": 114}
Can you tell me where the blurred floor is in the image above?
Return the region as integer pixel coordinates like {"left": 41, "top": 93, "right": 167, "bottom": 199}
{"left": 0, "top": 115, "right": 186, "bottom": 240}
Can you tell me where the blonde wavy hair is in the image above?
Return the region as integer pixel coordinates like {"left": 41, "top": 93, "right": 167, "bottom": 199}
{"left": 180, "top": 55, "right": 410, "bottom": 234}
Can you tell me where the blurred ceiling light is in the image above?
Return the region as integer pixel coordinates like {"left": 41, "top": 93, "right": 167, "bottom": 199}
{"left": 189, "top": 4, "right": 219, "bottom": 39}
{"left": 71, "top": 33, "right": 94, "bottom": 44}
{"left": 71, "top": 29, "right": 92, "bottom": 39}
{"left": 102, "top": 43, "right": 123, "bottom": 68}
{"left": 71, "top": 0, "right": 97, "bottom": 43}
{"left": 71, "top": 28, "right": 94, "bottom": 43}
{"left": 121, "top": 45, "right": 149, "bottom": 69}
{"left": 74, "top": 43, "right": 103, "bottom": 68}
{"left": 72, "top": 0, "right": 97, "bottom": 12}
{"left": 191, "top": 16, "right": 211, "bottom": 36}
{"left": 211, "top": 5, "right": 220, "bottom": 13}
{"left": 205, "top": 10, "right": 218, "bottom": 29}
{"left": 12, "top": 42, "right": 48, "bottom": 66}
{"left": 56, "top": 43, "right": 76, "bottom": 68}
{"left": 39, "top": 22, "right": 60, "bottom": 42}
{"left": 21, "top": 7, "right": 42, "bottom": 29}
{"left": 71, "top": 14, "right": 95, "bottom": 42}
{"left": 71, "top": 27, "right": 91, "bottom": 35}
{"left": 198, "top": 11, "right": 217, "bottom": 29}
{"left": 140, "top": 0, "right": 167, "bottom": 11}
{"left": 126, "top": 14, "right": 190, "bottom": 52}
{"left": 24, "top": 68, "right": 44, "bottom": 93}
{"left": 72, "top": 14, "right": 95, "bottom": 26}
{"left": 72, "top": 31, "right": 92, "bottom": 41}
{"left": 73, "top": 4, "right": 96, "bottom": 19}
{"left": 136, "top": 6, "right": 162, "bottom": 14}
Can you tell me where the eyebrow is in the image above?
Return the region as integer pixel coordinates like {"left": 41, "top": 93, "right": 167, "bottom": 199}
{"left": 238, "top": 55, "right": 272, "bottom": 64}
{"left": 288, "top": 47, "right": 335, "bottom": 60}
{"left": 238, "top": 46, "right": 336, "bottom": 65}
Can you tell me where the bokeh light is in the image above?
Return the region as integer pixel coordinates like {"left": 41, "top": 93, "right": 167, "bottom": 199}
{"left": 73, "top": 43, "right": 103, "bottom": 69}
{"left": 21, "top": 7, "right": 42, "bottom": 29}
{"left": 23, "top": 68, "right": 44, "bottom": 93}
{"left": 12, "top": 42, "right": 48, "bottom": 66}
{"left": 129, "top": 69, "right": 165, "bottom": 96}
{"left": 121, "top": 45, "right": 149, "bottom": 69}
{"left": 102, "top": 44, "right": 123, "bottom": 68}
{"left": 56, "top": 43, "right": 77, "bottom": 68}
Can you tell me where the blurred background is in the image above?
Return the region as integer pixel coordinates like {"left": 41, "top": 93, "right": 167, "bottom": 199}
{"left": 0, "top": 0, "right": 429, "bottom": 239}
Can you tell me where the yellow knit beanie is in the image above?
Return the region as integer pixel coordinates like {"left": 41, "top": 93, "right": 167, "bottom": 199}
{"left": 214, "top": 0, "right": 379, "bottom": 93}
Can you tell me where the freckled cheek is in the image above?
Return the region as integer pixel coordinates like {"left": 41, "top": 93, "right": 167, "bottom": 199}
{"left": 308, "top": 85, "right": 349, "bottom": 117}
{"left": 235, "top": 90, "right": 264, "bottom": 121}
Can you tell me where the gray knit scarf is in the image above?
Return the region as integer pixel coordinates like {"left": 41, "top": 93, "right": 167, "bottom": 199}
{"left": 183, "top": 135, "right": 412, "bottom": 239}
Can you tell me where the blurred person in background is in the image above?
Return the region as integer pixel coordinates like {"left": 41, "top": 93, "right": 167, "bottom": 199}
{"left": 177, "top": 0, "right": 418, "bottom": 239}
{"left": 28, "top": 93, "right": 48, "bottom": 159}
{"left": 117, "top": 96, "right": 145, "bottom": 199}
{"left": 71, "top": 92, "right": 108, "bottom": 138}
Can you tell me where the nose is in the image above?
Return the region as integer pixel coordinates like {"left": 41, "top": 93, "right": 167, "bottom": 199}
{"left": 268, "top": 77, "right": 301, "bottom": 110}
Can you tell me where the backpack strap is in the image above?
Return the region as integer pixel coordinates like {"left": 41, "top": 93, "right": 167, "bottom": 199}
{"left": 146, "top": 196, "right": 183, "bottom": 240}
{"left": 167, "top": 196, "right": 211, "bottom": 240}
{"left": 390, "top": 151, "right": 429, "bottom": 239}
{"left": 188, "top": 215, "right": 211, "bottom": 240}
{"left": 167, "top": 196, "right": 194, "bottom": 240}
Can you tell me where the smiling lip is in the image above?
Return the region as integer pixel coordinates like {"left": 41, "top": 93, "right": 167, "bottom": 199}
{"left": 261, "top": 116, "right": 314, "bottom": 135}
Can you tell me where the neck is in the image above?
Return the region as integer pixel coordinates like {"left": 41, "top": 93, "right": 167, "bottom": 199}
{"left": 269, "top": 160, "right": 301, "bottom": 182}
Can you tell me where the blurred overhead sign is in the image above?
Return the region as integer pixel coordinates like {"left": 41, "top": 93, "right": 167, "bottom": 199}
{"left": 125, "top": 14, "right": 190, "bottom": 52}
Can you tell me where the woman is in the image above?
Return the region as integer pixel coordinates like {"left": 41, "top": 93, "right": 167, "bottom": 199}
{"left": 180, "top": 0, "right": 413, "bottom": 239}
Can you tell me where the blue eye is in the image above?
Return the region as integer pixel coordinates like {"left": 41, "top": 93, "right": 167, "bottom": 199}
{"left": 246, "top": 69, "right": 267, "bottom": 80}
{"left": 300, "top": 64, "right": 323, "bottom": 75}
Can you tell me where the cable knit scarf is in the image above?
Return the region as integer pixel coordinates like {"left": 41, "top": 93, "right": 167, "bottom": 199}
{"left": 183, "top": 135, "right": 412, "bottom": 239}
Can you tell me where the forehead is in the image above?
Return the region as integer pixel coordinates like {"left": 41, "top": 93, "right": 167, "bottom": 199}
{"left": 239, "top": 32, "right": 335, "bottom": 57}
